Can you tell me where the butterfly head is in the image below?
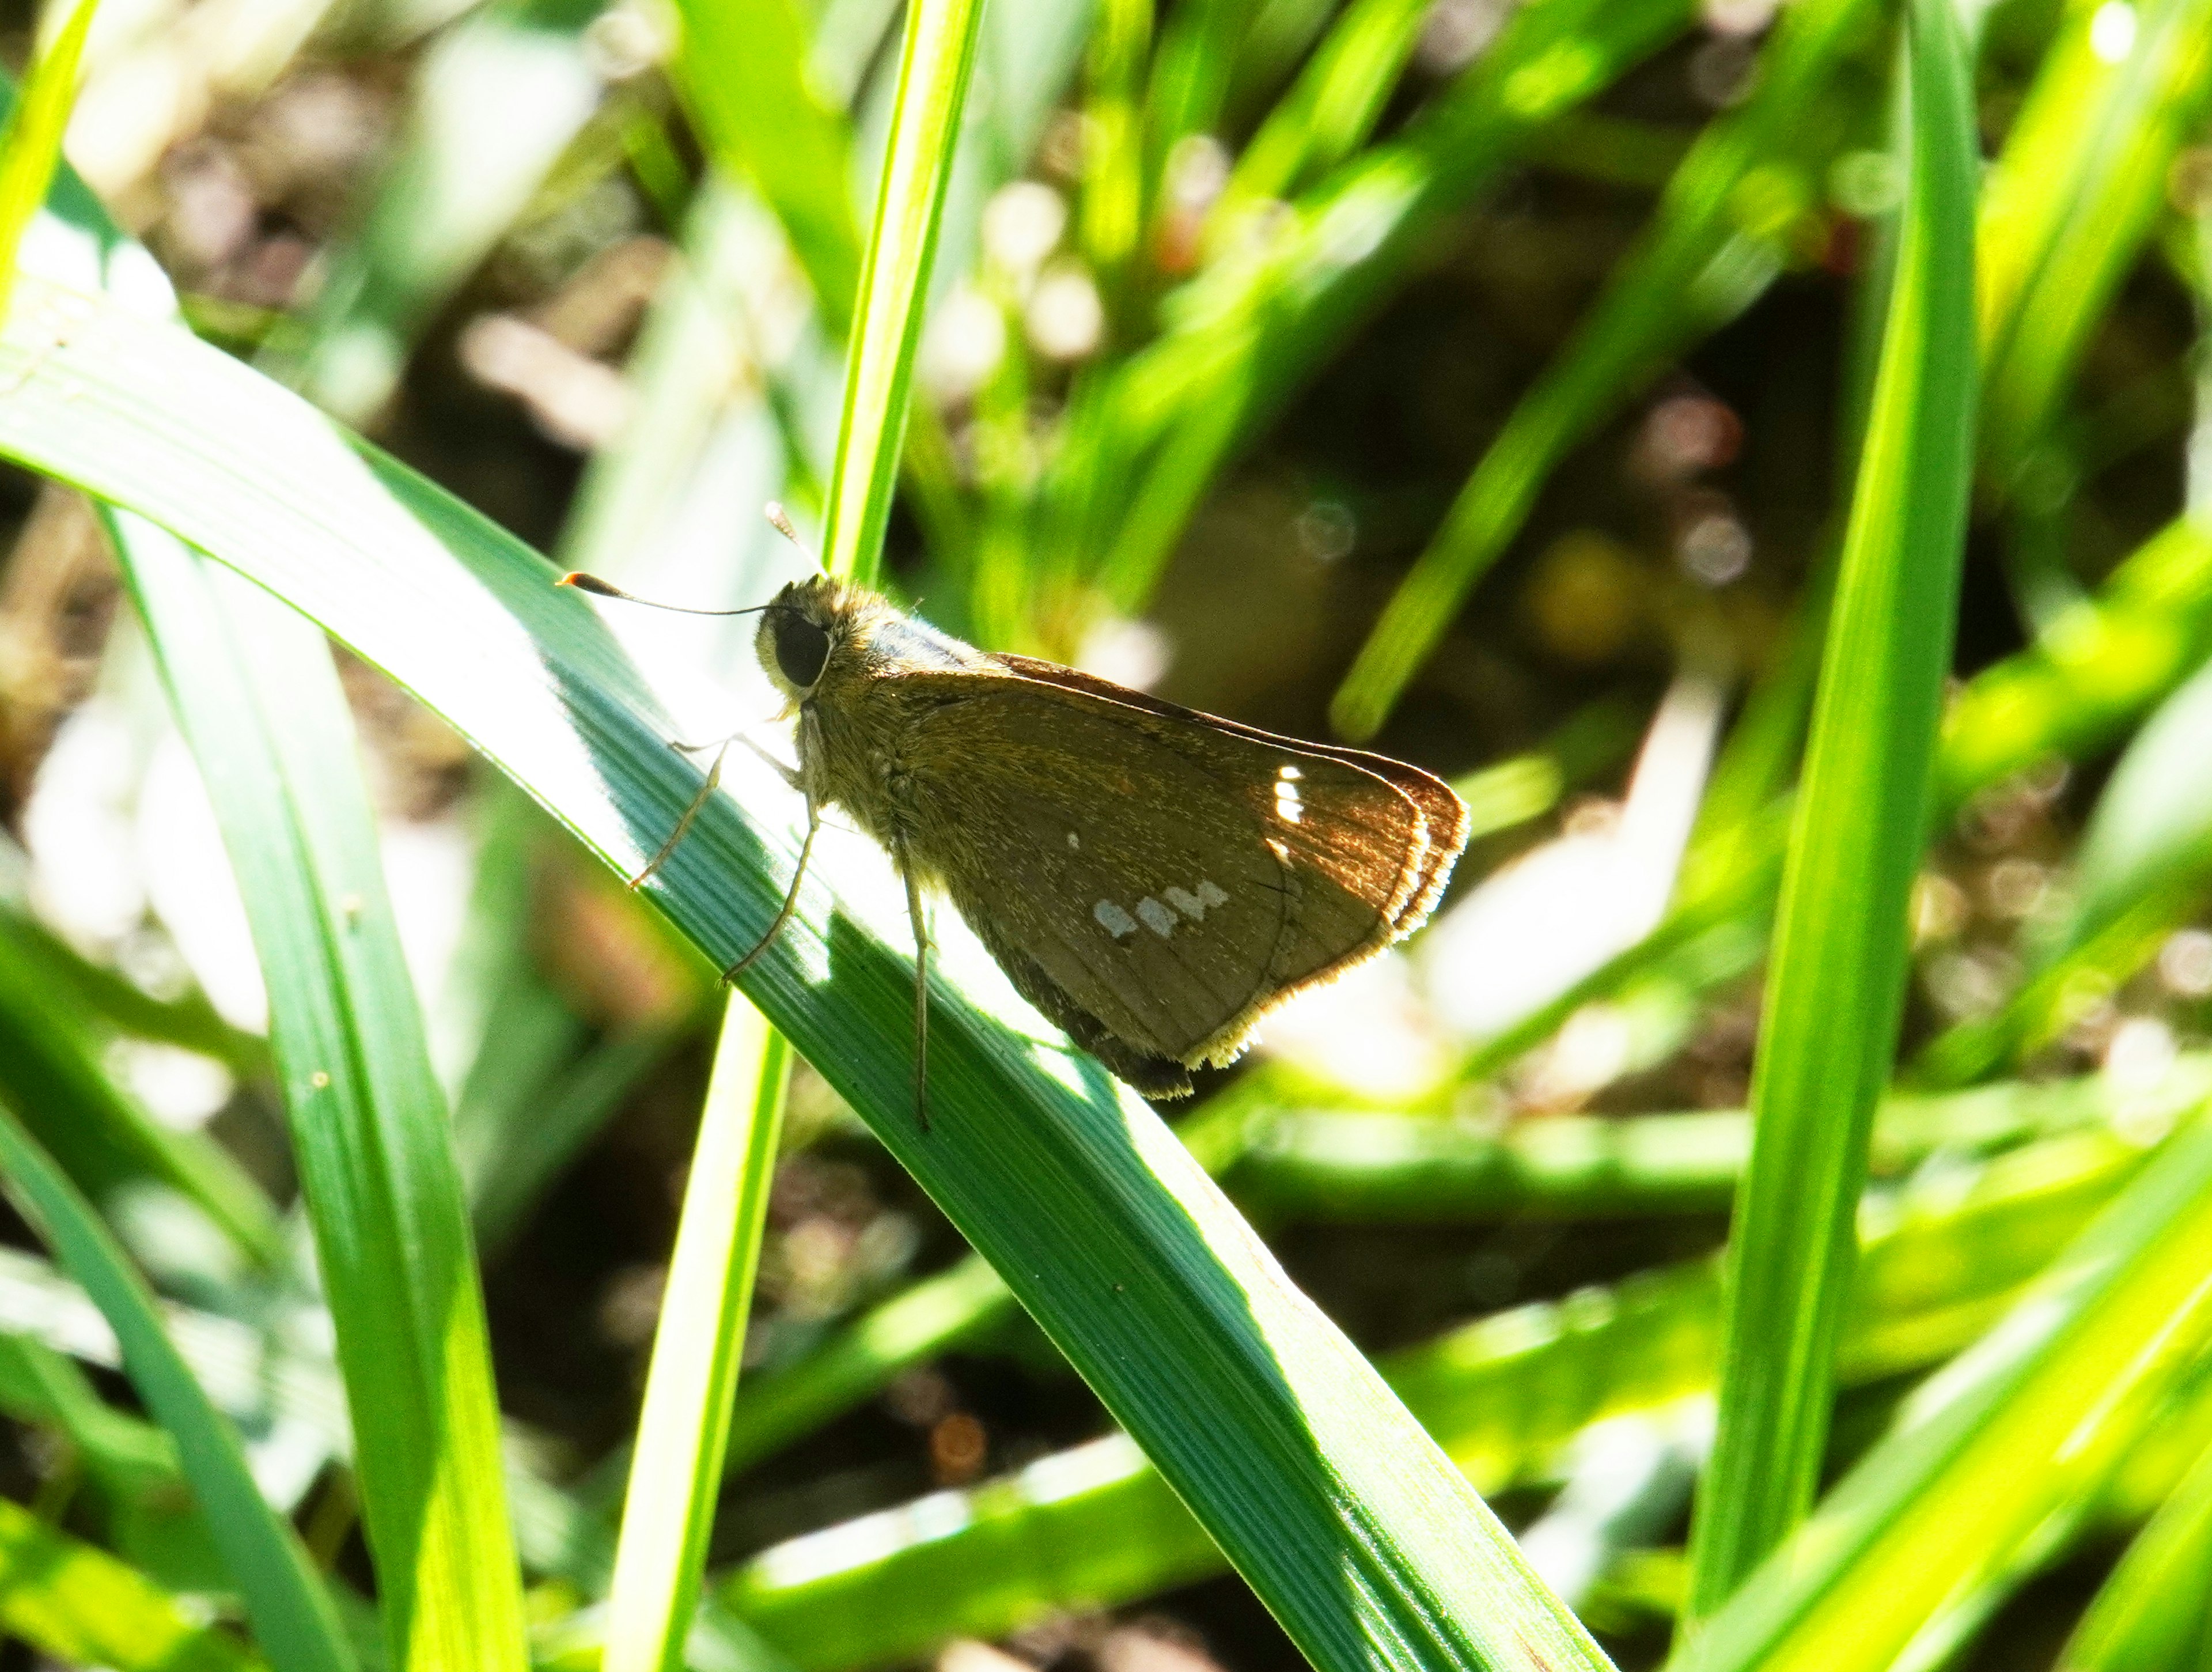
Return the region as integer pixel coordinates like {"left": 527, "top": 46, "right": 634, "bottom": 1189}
{"left": 754, "top": 576, "right": 862, "bottom": 701}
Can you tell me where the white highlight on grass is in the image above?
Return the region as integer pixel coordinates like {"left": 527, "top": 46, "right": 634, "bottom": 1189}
{"left": 1093, "top": 899, "right": 1139, "bottom": 939}
{"left": 1136, "top": 897, "right": 1177, "bottom": 937}
{"left": 2089, "top": 1, "right": 2137, "bottom": 62}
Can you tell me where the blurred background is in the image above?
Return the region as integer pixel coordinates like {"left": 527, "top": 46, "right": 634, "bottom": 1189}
{"left": 4, "top": 0, "right": 2212, "bottom": 1665}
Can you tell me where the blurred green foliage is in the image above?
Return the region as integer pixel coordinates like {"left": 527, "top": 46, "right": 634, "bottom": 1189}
{"left": 6, "top": 0, "right": 2212, "bottom": 1667}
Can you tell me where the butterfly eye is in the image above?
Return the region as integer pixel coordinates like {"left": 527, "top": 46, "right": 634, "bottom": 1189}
{"left": 773, "top": 614, "right": 831, "bottom": 688}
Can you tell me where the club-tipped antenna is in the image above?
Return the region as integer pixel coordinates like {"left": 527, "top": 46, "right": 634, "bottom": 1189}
{"left": 764, "top": 501, "right": 802, "bottom": 548}
{"left": 556, "top": 571, "right": 774, "bottom": 617}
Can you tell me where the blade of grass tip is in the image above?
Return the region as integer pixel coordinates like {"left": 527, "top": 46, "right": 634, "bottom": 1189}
{"left": 0, "top": 0, "right": 97, "bottom": 319}
{"left": 1681, "top": 0, "right": 1976, "bottom": 1629}
{"left": 0, "top": 1092, "right": 354, "bottom": 1671}
{"left": 0, "top": 1494, "right": 263, "bottom": 1672}
{"left": 604, "top": 1007, "right": 789, "bottom": 1672}
{"left": 819, "top": 0, "right": 988, "bottom": 587}
{"left": 1326, "top": 0, "right": 1880, "bottom": 741}
{"left": 0, "top": 239, "right": 1630, "bottom": 1672}
{"left": 1671, "top": 1095, "right": 2212, "bottom": 1672}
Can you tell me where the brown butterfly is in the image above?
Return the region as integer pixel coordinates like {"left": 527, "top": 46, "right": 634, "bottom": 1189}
{"left": 561, "top": 553, "right": 1467, "bottom": 1125}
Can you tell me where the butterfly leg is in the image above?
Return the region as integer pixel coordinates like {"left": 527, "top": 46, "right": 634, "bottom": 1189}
{"left": 721, "top": 796, "right": 822, "bottom": 982}
{"left": 629, "top": 738, "right": 731, "bottom": 888}
{"left": 669, "top": 728, "right": 804, "bottom": 792}
{"left": 902, "top": 860, "right": 932, "bottom": 1133}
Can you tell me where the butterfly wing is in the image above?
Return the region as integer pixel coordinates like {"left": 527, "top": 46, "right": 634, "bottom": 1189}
{"left": 993, "top": 654, "right": 1469, "bottom": 930}
{"left": 892, "top": 670, "right": 1463, "bottom": 1093}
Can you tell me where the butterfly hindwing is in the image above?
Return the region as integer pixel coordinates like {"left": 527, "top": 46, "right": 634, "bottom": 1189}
{"left": 892, "top": 671, "right": 1445, "bottom": 1084}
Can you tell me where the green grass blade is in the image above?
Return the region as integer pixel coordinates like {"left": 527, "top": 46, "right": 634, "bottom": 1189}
{"left": 0, "top": 0, "right": 97, "bottom": 319}
{"left": 13, "top": 139, "right": 535, "bottom": 1667}
{"left": 1672, "top": 1099, "right": 2212, "bottom": 1672}
{"left": 1328, "top": 0, "right": 1880, "bottom": 740}
{"left": 819, "top": 0, "right": 987, "bottom": 586}
{"left": 1213, "top": 0, "right": 1433, "bottom": 230}
{"left": 722, "top": 1111, "right": 2171, "bottom": 1665}
{"left": 672, "top": 0, "right": 861, "bottom": 336}
{"left": 0, "top": 1093, "right": 353, "bottom": 1672}
{"left": 604, "top": 1002, "right": 789, "bottom": 1672}
{"left": 0, "top": 275, "right": 1618, "bottom": 1672}
{"left": 119, "top": 530, "right": 531, "bottom": 1672}
{"left": 1051, "top": 0, "right": 1699, "bottom": 616}
{"left": 725, "top": 1058, "right": 2199, "bottom": 1478}
{"left": 2052, "top": 1428, "right": 2212, "bottom": 1672}
{"left": 0, "top": 1495, "right": 264, "bottom": 1672}
{"left": 1682, "top": 0, "right": 1977, "bottom": 1623}
{"left": 1978, "top": 0, "right": 2212, "bottom": 482}
{"left": 720, "top": 1250, "right": 1013, "bottom": 1477}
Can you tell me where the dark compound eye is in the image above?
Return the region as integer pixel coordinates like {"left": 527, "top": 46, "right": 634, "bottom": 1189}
{"left": 772, "top": 612, "right": 831, "bottom": 688}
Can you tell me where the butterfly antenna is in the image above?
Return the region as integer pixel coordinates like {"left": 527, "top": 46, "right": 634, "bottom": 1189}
{"left": 764, "top": 502, "right": 804, "bottom": 548}
{"left": 557, "top": 572, "right": 772, "bottom": 617}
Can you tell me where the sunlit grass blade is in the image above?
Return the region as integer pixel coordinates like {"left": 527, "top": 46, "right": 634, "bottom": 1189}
{"left": 0, "top": 1092, "right": 353, "bottom": 1671}
{"left": 0, "top": 271, "right": 1627, "bottom": 1671}
{"left": 1672, "top": 1098, "right": 2212, "bottom": 1672}
{"left": 722, "top": 1056, "right": 2200, "bottom": 1479}
{"left": 120, "top": 528, "right": 531, "bottom": 1672}
{"left": 1328, "top": 0, "right": 1880, "bottom": 740}
{"left": 2053, "top": 1428, "right": 2212, "bottom": 1672}
{"left": 671, "top": 0, "right": 860, "bottom": 335}
{"left": 0, "top": 0, "right": 97, "bottom": 317}
{"left": 1212, "top": 0, "right": 1431, "bottom": 235}
{"left": 14, "top": 137, "right": 535, "bottom": 1663}
{"left": 604, "top": 1003, "right": 789, "bottom": 1672}
{"left": 819, "top": 0, "right": 987, "bottom": 585}
{"left": 721, "top": 1110, "right": 2174, "bottom": 1665}
{"left": 0, "top": 1494, "right": 264, "bottom": 1672}
{"left": 1682, "top": 0, "right": 1976, "bottom": 1624}
{"left": 1978, "top": 0, "right": 2212, "bottom": 484}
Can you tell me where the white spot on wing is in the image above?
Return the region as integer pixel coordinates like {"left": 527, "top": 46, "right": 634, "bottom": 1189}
{"left": 1165, "top": 882, "right": 1232, "bottom": 922}
{"left": 1274, "top": 763, "right": 1304, "bottom": 825}
{"left": 1093, "top": 899, "right": 1138, "bottom": 940}
{"left": 1066, "top": 832, "right": 1080, "bottom": 850}
{"left": 1136, "top": 897, "right": 1177, "bottom": 937}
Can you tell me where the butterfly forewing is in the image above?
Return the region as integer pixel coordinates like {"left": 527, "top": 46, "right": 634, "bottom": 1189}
{"left": 897, "top": 673, "right": 1438, "bottom": 1076}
